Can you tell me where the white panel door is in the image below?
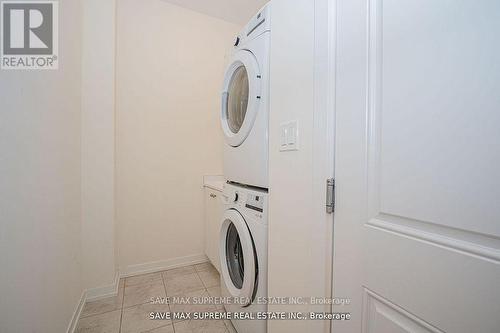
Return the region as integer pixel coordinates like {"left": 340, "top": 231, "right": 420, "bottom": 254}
{"left": 333, "top": 1, "right": 500, "bottom": 332}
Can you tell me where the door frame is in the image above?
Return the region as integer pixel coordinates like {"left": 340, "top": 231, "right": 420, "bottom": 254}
{"left": 313, "top": 0, "right": 337, "bottom": 331}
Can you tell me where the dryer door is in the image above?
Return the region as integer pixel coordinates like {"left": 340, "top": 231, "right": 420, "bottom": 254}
{"left": 221, "top": 50, "right": 261, "bottom": 147}
{"left": 219, "top": 209, "right": 257, "bottom": 306}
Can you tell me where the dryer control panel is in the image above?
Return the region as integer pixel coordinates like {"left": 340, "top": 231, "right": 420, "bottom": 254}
{"left": 233, "top": 3, "right": 271, "bottom": 49}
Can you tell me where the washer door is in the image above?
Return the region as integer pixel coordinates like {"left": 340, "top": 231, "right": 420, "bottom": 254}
{"left": 221, "top": 50, "right": 261, "bottom": 147}
{"left": 219, "top": 209, "right": 257, "bottom": 306}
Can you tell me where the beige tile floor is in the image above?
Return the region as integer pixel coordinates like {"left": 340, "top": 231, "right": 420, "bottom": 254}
{"left": 76, "top": 263, "right": 236, "bottom": 333}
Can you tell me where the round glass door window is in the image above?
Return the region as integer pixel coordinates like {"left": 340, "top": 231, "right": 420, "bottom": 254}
{"left": 221, "top": 50, "right": 261, "bottom": 147}
{"left": 219, "top": 209, "right": 257, "bottom": 305}
{"left": 225, "top": 223, "right": 245, "bottom": 289}
{"left": 226, "top": 66, "right": 249, "bottom": 134}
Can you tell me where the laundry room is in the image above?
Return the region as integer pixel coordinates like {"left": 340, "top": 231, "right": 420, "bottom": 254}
{"left": 1, "top": 0, "right": 499, "bottom": 333}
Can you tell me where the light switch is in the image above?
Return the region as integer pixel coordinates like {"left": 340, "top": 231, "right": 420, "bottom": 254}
{"left": 281, "top": 126, "right": 288, "bottom": 149}
{"left": 280, "top": 120, "right": 299, "bottom": 151}
{"left": 287, "top": 125, "right": 296, "bottom": 145}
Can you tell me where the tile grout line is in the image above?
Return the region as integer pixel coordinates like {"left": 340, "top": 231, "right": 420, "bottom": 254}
{"left": 181, "top": 264, "right": 226, "bottom": 332}
{"left": 121, "top": 296, "right": 176, "bottom": 311}
{"left": 118, "top": 266, "right": 218, "bottom": 333}
{"left": 143, "top": 323, "right": 175, "bottom": 333}
{"left": 173, "top": 265, "right": 210, "bottom": 330}
{"left": 160, "top": 271, "right": 175, "bottom": 333}
{"left": 195, "top": 265, "right": 222, "bottom": 300}
{"left": 194, "top": 265, "right": 225, "bottom": 330}
{"left": 123, "top": 274, "right": 164, "bottom": 288}
{"left": 198, "top": 265, "right": 231, "bottom": 333}
{"left": 75, "top": 283, "right": 126, "bottom": 332}
{"left": 194, "top": 265, "right": 211, "bottom": 290}
{"left": 79, "top": 307, "right": 121, "bottom": 320}
{"left": 119, "top": 279, "right": 125, "bottom": 333}
{"left": 198, "top": 270, "right": 221, "bottom": 291}
{"left": 121, "top": 274, "right": 165, "bottom": 310}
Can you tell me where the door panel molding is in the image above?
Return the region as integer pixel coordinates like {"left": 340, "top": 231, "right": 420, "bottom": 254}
{"left": 335, "top": 0, "right": 500, "bottom": 331}
{"left": 362, "top": 288, "right": 443, "bottom": 333}
{"left": 366, "top": 214, "right": 500, "bottom": 264}
{"left": 365, "top": 0, "right": 383, "bottom": 219}
{"left": 366, "top": 0, "right": 500, "bottom": 237}
{"left": 365, "top": 0, "right": 500, "bottom": 264}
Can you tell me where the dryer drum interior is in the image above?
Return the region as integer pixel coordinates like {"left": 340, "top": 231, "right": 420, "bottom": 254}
{"left": 226, "top": 66, "right": 249, "bottom": 134}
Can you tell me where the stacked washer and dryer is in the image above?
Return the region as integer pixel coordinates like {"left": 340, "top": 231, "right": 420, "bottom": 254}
{"left": 218, "top": 4, "right": 271, "bottom": 333}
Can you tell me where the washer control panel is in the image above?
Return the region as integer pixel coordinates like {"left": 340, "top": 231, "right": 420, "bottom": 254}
{"left": 245, "top": 194, "right": 264, "bottom": 213}
{"left": 224, "top": 183, "right": 267, "bottom": 222}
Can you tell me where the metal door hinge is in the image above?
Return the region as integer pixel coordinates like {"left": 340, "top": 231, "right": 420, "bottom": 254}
{"left": 326, "top": 178, "right": 335, "bottom": 214}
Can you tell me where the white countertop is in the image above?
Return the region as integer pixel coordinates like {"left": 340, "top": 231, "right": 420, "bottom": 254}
{"left": 203, "top": 175, "right": 224, "bottom": 192}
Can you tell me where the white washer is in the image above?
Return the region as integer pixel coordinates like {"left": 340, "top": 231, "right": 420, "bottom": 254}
{"left": 219, "top": 182, "right": 268, "bottom": 333}
{"left": 221, "top": 4, "right": 271, "bottom": 189}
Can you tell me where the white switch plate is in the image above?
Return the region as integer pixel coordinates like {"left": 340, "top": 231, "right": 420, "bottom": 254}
{"left": 280, "top": 120, "right": 299, "bottom": 151}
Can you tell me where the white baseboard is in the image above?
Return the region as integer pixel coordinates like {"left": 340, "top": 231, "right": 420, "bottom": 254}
{"left": 86, "top": 271, "right": 120, "bottom": 302}
{"left": 66, "top": 290, "right": 86, "bottom": 333}
{"left": 66, "top": 254, "right": 207, "bottom": 332}
{"left": 120, "top": 253, "right": 208, "bottom": 278}
{"left": 66, "top": 272, "right": 118, "bottom": 333}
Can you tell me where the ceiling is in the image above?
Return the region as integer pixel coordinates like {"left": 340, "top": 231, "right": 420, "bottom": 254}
{"left": 161, "top": 0, "right": 269, "bottom": 25}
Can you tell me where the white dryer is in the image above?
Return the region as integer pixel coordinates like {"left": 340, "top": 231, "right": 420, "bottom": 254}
{"left": 221, "top": 4, "right": 270, "bottom": 189}
{"left": 219, "top": 182, "right": 268, "bottom": 333}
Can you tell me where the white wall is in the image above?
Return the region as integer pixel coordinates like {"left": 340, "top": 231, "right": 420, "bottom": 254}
{"left": 116, "top": 0, "right": 239, "bottom": 270}
{"left": 0, "top": 1, "right": 83, "bottom": 331}
{"left": 268, "top": 0, "right": 332, "bottom": 332}
{"left": 81, "top": 0, "right": 118, "bottom": 291}
{"left": 161, "top": 0, "right": 268, "bottom": 25}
